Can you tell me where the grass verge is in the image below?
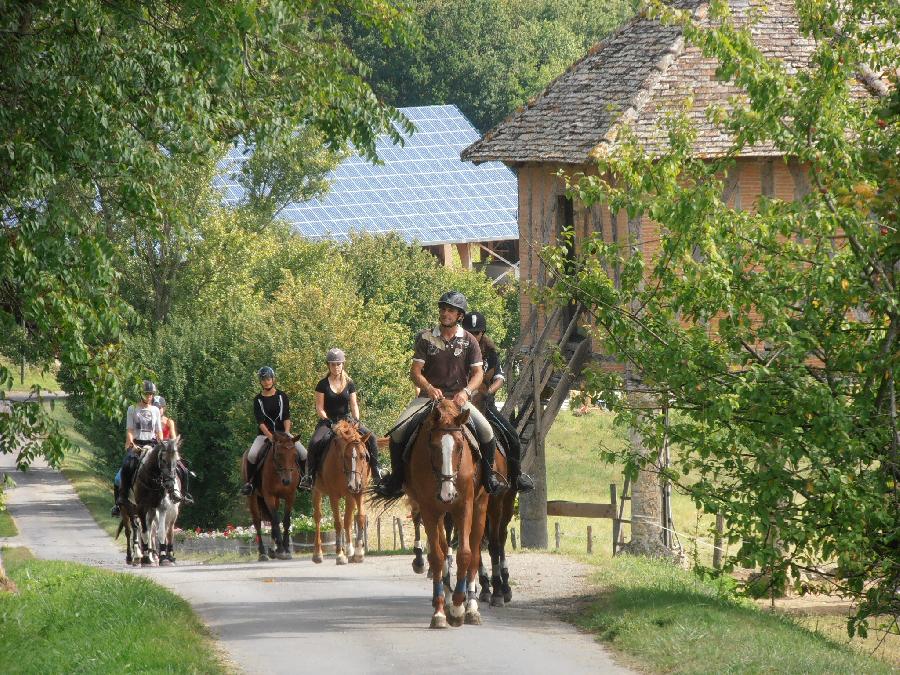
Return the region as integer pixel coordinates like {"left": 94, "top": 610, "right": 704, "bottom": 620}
{"left": 574, "top": 555, "right": 896, "bottom": 674}
{"left": 0, "top": 356, "right": 60, "bottom": 392}
{"left": 0, "top": 547, "right": 232, "bottom": 674}
{"left": 0, "top": 508, "right": 17, "bottom": 537}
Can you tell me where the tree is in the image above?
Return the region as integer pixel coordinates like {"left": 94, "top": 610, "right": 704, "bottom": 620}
{"left": 0, "top": 0, "right": 416, "bottom": 474}
{"left": 343, "top": 0, "right": 639, "bottom": 131}
{"left": 543, "top": 0, "right": 898, "bottom": 632}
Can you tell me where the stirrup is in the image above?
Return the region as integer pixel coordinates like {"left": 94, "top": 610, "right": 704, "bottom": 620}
{"left": 110, "top": 504, "right": 120, "bottom": 517}
{"left": 178, "top": 493, "right": 195, "bottom": 505}
{"left": 377, "top": 473, "right": 404, "bottom": 498}
{"left": 298, "top": 474, "right": 314, "bottom": 491}
{"left": 239, "top": 482, "right": 254, "bottom": 496}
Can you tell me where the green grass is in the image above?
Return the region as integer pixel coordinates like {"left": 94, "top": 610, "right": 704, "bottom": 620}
{"left": 515, "top": 408, "right": 717, "bottom": 563}
{"left": 0, "top": 509, "right": 17, "bottom": 538}
{"left": 575, "top": 555, "right": 896, "bottom": 675}
{"left": 0, "top": 548, "right": 232, "bottom": 674}
{"left": 0, "top": 356, "right": 60, "bottom": 392}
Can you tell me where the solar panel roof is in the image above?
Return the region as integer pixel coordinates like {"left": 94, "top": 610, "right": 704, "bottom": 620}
{"left": 213, "top": 105, "right": 518, "bottom": 246}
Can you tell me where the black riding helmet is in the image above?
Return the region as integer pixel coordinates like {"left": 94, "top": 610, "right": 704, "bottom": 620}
{"left": 142, "top": 380, "right": 157, "bottom": 395}
{"left": 438, "top": 290, "right": 468, "bottom": 314}
{"left": 464, "top": 311, "right": 486, "bottom": 333}
{"left": 257, "top": 366, "right": 275, "bottom": 380}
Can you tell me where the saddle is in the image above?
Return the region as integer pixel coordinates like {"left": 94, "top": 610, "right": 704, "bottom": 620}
{"left": 400, "top": 405, "right": 481, "bottom": 463}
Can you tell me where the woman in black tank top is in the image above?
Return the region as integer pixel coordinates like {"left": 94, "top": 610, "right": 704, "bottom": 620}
{"left": 299, "top": 348, "right": 383, "bottom": 489}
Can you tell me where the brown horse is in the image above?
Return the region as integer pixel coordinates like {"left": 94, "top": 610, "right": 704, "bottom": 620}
{"left": 243, "top": 431, "right": 302, "bottom": 561}
{"left": 312, "top": 420, "right": 371, "bottom": 565}
{"left": 477, "top": 447, "right": 516, "bottom": 606}
{"left": 403, "top": 399, "right": 489, "bottom": 629}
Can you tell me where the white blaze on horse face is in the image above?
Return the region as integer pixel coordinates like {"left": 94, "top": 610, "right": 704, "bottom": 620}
{"left": 439, "top": 434, "right": 457, "bottom": 502}
{"left": 348, "top": 447, "right": 359, "bottom": 492}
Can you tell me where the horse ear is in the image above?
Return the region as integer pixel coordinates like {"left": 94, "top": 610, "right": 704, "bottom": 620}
{"left": 454, "top": 408, "right": 470, "bottom": 427}
{"left": 432, "top": 406, "right": 442, "bottom": 420}
{"left": 360, "top": 432, "right": 372, "bottom": 444}
{"left": 292, "top": 433, "right": 302, "bottom": 443}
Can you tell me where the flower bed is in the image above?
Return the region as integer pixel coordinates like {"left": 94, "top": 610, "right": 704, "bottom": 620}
{"left": 174, "top": 520, "right": 335, "bottom": 554}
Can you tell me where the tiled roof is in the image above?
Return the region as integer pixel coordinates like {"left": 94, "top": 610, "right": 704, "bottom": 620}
{"left": 216, "top": 105, "right": 518, "bottom": 245}
{"left": 462, "top": 0, "right": 817, "bottom": 164}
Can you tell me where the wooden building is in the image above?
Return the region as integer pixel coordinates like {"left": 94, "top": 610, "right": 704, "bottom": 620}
{"left": 462, "top": 0, "right": 822, "bottom": 549}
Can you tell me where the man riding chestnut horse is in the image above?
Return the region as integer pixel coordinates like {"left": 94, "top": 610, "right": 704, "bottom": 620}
{"left": 376, "top": 290, "right": 504, "bottom": 499}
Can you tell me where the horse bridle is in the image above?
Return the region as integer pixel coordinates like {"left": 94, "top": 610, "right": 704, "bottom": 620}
{"left": 270, "top": 439, "right": 298, "bottom": 483}
{"left": 427, "top": 425, "right": 464, "bottom": 490}
{"left": 136, "top": 445, "right": 178, "bottom": 501}
{"left": 341, "top": 437, "right": 366, "bottom": 494}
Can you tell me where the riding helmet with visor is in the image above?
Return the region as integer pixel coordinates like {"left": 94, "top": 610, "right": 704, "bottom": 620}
{"left": 464, "top": 311, "right": 487, "bottom": 333}
{"left": 326, "top": 348, "right": 346, "bottom": 364}
{"left": 438, "top": 290, "right": 468, "bottom": 314}
{"left": 142, "top": 380, "right": 157, "bottom": 396}
{"left": 257, "top": 366, "right": 275, "bottom": 380}
{"left": 152, "top": 395, "right": 166, "bottom": 408}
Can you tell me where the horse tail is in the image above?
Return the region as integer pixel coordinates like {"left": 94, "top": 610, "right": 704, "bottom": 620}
{"left": 115, "top": 519, "right": 124, "bottom": 540}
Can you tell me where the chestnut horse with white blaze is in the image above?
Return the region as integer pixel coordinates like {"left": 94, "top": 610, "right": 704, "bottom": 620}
{"left": 243, "top": 431, "right": 302, "bottom": 561}
{"left": 312, "top": 419, "right": 371, "bottom": 564}
{"left": 403, "top": 399, "right": 489, "bottom": 629}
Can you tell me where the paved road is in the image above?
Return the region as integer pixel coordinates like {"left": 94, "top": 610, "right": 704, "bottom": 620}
{"left": 1, "top": 452, "right": 631, "bottom": 675}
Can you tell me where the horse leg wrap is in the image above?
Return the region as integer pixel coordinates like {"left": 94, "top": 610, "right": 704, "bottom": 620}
{"left": 433, "top": 579, "right": 445, "bottom": 600}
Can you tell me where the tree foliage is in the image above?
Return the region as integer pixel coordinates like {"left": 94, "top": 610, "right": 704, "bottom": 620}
{"left": 343, "top": 0, "right": 639, "bottom": 131}
{"left": 0, "top": 0, "right": 416, "bottom": 466}
{"left": 543, "top": 0, "right": 899, "bottom": 632}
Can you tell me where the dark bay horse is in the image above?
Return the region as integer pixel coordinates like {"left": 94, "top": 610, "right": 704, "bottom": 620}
{"left": 402, "top": 399, "right": 489, "bottom": 629}
{"left": 243, "top": 431, "right": 301, "bottom": 561}
{"left": 312, "top": 420, "right": 371, "bottom": 564}
{"left": 116, "top": 438, "right": 181, "bottom": 566}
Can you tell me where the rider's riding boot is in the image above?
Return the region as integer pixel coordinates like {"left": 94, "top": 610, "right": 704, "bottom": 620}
{"left": 177, "top": 462, "right": 194, "bottom": 504}
{"left": 240, "top": 460, "right": 257, "bottom": 496}
{"left": 377, "top": 438, "right": 405, "bottom": 497}
{"left": 480, "top": 438, "right": 505, "bottom": 496}
{"left": 515, "top": 472, "right": 535, "bottom": 493}
{"left": 366, "top": 436, "right": 385, "bottom": 487}
{"left": 110, "top": 485, "right": 120, "bottom": 517}
{"left": 299, "top": 450, "right": 316, "bottom": 491}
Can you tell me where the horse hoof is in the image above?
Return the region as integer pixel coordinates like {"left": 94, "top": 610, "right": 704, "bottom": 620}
{"left": 276, "top": 550, "right": 291, "bottom": 560}
{"left": 465, "top": 611, "right": 482, "bottom": 625}
{"left": 412, "top": 561, "right": 426, "bottom": 574}
{"left": 312, "top": 553, "right": 323, "bottom": 564}
{"left": 258, "top": 553, "right": 269, "bottom": 562}
{"left": 447, "top": 612, "right": 464, "bottom": 628}
{"left": 430, "top": 614, "right": 448, "bottom": 629}
{"left": 160, "top": 558, "right": 173, "bottom": 567}
{"left": 491, "top": 595, "right": 505, "bottom": 608}
{"left": 350, "top": 554, "right": 364, "bottom": 563}
{"left": 479, "top": 589, "right": 491, "bottom": 603}
{"left": 336, "top": 554, "right": 348, "bottom": 565}
{"left": 503, "top": 591, "right": 512, "bottom": 603}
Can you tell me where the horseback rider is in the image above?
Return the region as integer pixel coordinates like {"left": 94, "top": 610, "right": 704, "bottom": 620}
{"left": 111, "top": 380, "right": 164, "bottom": 517}
{"left": 463, "top": 311, "right": 535, "bottom": 493}
{"left": 377, "top": 290, "right": 504, "bottom": 498}
{"left": 299, "top": 348, "right": 384, "bottom": 491}
{"left": 240, "top": 366, "right": 307, "bottom": 495}
{"left": 153, "top": 394, "right": 194, "bottom": 505}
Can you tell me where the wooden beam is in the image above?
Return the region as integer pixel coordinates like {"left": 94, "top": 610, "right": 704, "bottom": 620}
{"left": 546, "top": 500, "right": 615, "bottom": 519}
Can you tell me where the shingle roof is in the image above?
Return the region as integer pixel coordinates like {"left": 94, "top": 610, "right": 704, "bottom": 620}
{"left": 216, "top": 105, "right": 518, "bottom": 245}
{"left": 462, "top": 0, "right": 817, "bottom": 164}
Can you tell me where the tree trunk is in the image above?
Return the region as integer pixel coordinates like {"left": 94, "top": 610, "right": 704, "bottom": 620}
{"left": 620, "top": 378, "right": 674, "bottom": 558}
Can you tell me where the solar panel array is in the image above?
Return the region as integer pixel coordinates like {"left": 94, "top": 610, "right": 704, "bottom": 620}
{"left": 213, "top": 105, "right": 518, "bottom": 245}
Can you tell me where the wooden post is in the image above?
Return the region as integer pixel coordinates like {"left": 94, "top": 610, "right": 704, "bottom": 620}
{"left": 554, "top": 522, "right": 561, "bottom": 550}
{"left": 510, "top": 527, "right": 517, "bottom": 550}
{"left": 457, "top": 242, "right": 472, "bottom": 270}
{"left": 377, "top": 517, "right": 382, "bottom": 552}
{"left": 392, "top": 517, "right": 397, "bottom": 549}
{"left": 520, "top": 355, "right": 549, "bottom": 548}
{"left": 397, "top": 518, "right": 406, "bottom": 550}
{"left": 713, "top": 513, "right": 725, "bottom": 569}
{"left": 611, "top": 483, "right": 619, "bottom": 556}
{"left": 587, "top": 526, "right": 593, "bottom": 554}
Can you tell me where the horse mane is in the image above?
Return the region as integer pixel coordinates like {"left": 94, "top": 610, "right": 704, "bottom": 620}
{"left": 333, "top": 419, "right": 361, "bottom": 444}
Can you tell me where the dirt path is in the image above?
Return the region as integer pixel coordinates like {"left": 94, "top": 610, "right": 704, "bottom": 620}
{"left": 1, "top": 452, "right": 631, "bottom": 675}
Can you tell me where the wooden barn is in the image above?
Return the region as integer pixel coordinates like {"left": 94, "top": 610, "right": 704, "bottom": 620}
{"left": 462, "top": 0, "right": 824, "bottom": 548}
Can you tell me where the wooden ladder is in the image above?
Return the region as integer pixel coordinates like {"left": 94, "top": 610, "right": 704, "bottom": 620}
{"left": 500, "top": 302, "right": 593, "bottom": 463}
